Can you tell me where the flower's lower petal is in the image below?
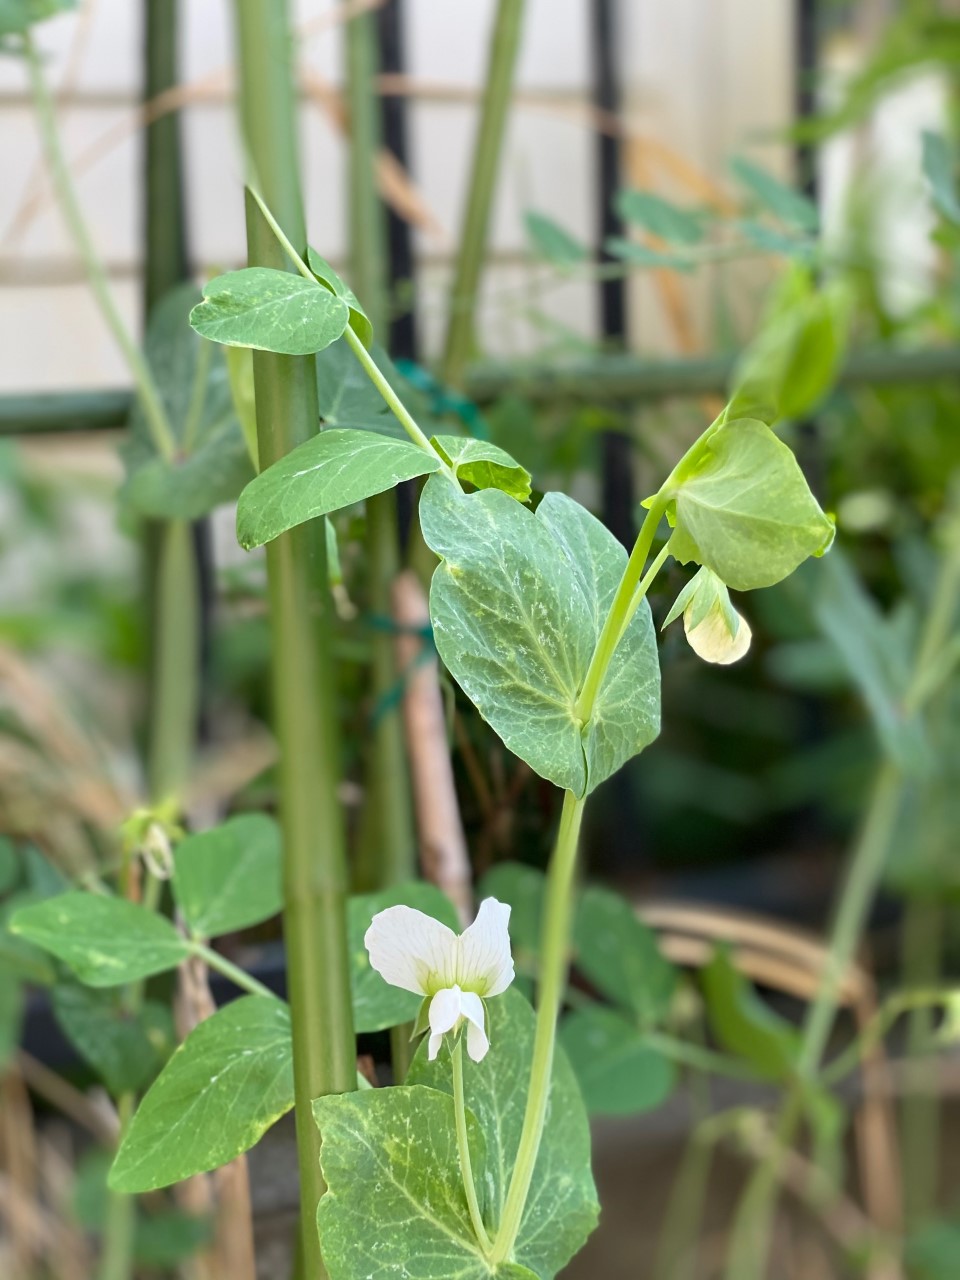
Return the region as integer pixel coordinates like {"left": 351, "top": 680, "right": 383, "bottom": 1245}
{"left": 428, "top": 986, "right": 462, "bottom": 1041}
{"left": 457, "top": 898, "right": 514, "bottom": 997}
{"left": 428, "top": 1032, "right": 444, "bottom": 1061}
{"left": 364, "top": 905, "right": 459, "bottom": 995}
{"left": 459, "top": 991, "right": 489, "bottom": 1062}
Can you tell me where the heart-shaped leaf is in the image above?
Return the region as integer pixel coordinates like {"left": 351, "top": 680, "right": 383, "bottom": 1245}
{"left": 189, "top": 267, "right": 350, "bottom": 355}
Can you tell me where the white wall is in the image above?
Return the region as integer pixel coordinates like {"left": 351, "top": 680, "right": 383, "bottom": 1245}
{"left": 0, "top": 0, "right": 798, "bottom": 393}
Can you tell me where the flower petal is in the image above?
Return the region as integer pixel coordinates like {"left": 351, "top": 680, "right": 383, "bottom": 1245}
{"left": 685, "top": 604, "right": 752, "bottom": 665}
{"left": 364, "top": 905, "right": 459, "bottom": 995}
{"left": 428, "top": 986, "right": 462, "bottom": 1039}
{"left": 457, "top": 898, "right": 514, "bottom": 996}
{"left": 460, "top": 992, "right": 490, "bottom": 1062}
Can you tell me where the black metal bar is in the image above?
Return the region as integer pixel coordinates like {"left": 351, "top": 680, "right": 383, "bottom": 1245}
{"left": 590, "top": 0, "right": 634, "bottom": 549}
{"left": 143, "top": 0, "right": 189, "bottom": 314}
{"left": 5, "top": 346, "right": 960, "bottom": 435}
{"left": 377, "top": 0, "right": 418, "bottom": 361}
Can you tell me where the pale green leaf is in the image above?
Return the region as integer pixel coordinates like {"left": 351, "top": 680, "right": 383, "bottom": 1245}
{"left": 409, "top": 988, "right": 599, "bottom": 1277}
{"left": 574, "top": 886, "right": 675, "bottom": 1026}
{"left": 666, "top": 418, "right": 835, "bottom": 591}
{"left": 172, "top": 814, "right": 282, "bottom": 939}
{"left": 559, "top": 1006, "right": 675, "bottom": 1115}
{"left": 0, "top": 0, "right": 74, "bottom": 37}
{"left": 524, "top": 211, "right": 588, "bottom": 266}
{"left": 9, "top": 892, "right": 190, "bottom": 987}
{"left": 315, "top": 1084, "right": 537, "bottom": 1280}
{"left": 350, "top": 882, "right": 459, "bottom": 1034}
{"left": 189, "top": 267, "right": 350, "bottom": 356}
{"left": 922, "top": 132, "right": 960, "bottom": 224}
{"left": 615, "top": 189, "right": 705, "bottom": 244}
{"left": 421, "top": 478, "right": 660, "bottom": 796}
{"left": 316, "top": 338, "right": 406, "bottom": 439}
{"left": 123, "top": 284, "right": 253, "bottom": 519}
{"left": 53, "top": 983, "right": 173, "bottom": 1095}
{"left": 236, "top": 428, "right": 441, "bottom": 550}
{"left": 730, "top": 156, "right": 819, "bottom": 232}
{"left": 431, "top": 435, "right": 532, "bottom": 502}
{"left": 109, "top": 996, "right": 293, "bottom": 1192}
{"left": 701, "top": 948, "right": 799, "bottom": 1081}
{"left": 307, "top": 246, "right": 373, "bottom": 347}
{"left": 604, "top": 236, "right": 694, "bottom": 271}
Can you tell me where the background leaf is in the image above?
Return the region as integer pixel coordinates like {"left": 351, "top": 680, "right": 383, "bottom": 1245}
{"left": 524, "top": 211, "right": 588, "bottom": 265}
{"left": 701, "top": 948, "right": 799, "bottom": 1081}
{"left": 121, "top": 284, "right": 253, "bottom": 520}
{"left": 110, "top": 996, "right": 293, "bottom": 1192}
{"left": 615, "top": 189, "right": 705, "bottom": 244}
{"left": 172, "top": 813, "right": 283, "bottom": 939}
{"left": 921, "top": 132, "right": 960, "bottom": 224}
{"left": 729, "top": 156, "right": 819, "bottom": 232}
{"left": 236, "top": 428, "right": 441, "bottom": 550}
{"left": 189, "top": 267, "right": 349, "bottom": 356}
{"left": 573, "top": 886, "right": 676, "bottom": 1025}
{"left": 10, "top": 892, "right": 190, "bottom": 986}
{"left": 559, "top": 1006, "right": 675, "bottom": 1115}
{"left": 52, "top": 983, "right": 174, "bottom": 1095}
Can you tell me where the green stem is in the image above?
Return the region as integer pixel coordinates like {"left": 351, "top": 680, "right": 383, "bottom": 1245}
{"left": 233, "top": 8, "right": 357, "bottom": 1279}
{"left": 452, "top": 1036, "right": 493, "bottom": 1255}
{"left": 441, "top": 0, "right": 527, "bottom": 386}
{"left": 146, "top": 520, "right": 199, "bottom": 804}
{"left": 98, "top": 1094, "right": 136, "bottom": 1280}
{"left": 821, "top": 988, "right": 949, "bottom": 1086}
{"left": 24, "top": 34, "right": 176, "bottom": 461}
{"left": 343, "top": 326, "right": 446, "bottom": 460}
{"left": 189, "top": 942, "right": 275, "bottom": 1000}
{"left": 575, "top": 498, "right": 668, "bottom": 721}
{"left": 491, "top": 789, "right": 585, "bottom": 1265}
{"left": 900, "top": 900, "right": 943, "bottom": 1224}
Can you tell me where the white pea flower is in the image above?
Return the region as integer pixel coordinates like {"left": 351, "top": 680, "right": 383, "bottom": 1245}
{"left": 364, "top": 897, "right": 514, "bottom": 1062}
{"left": 663, "top": 566, "right": 752, "bottom": 665}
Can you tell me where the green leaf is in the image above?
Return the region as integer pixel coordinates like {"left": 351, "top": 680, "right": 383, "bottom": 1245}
{"left": 615, "top": 189, "right": 705, "bottom": 244}
{"left": 806, "top": 551, "right": 928, "bottom": 770}
{"left": 315, "top": 1084, "right": 537, "bottom": 1280}
{"left": 431, "top": 435, "right": 532, "bottom": 502}
{"left": 0, "top": 837, "right": 19, "bottom": 894}
{"left": 906, "top": 1219, "right": 960, "bottom": 1280}
{"left": 349, "top": 882, "right": 460, "bottom": 1034}
{"left": 730, "top": 157, "right": 819, "bottom": 233}
{"left": 189, "top": 267, "right": 350, "bottom": 356}
{"left": 9, "top": 892, "right": 190, "bottom": 987}
{"left": 52, "top": 983, "right": 173, "bottom": 1095}
{"left": 604, "top": 236, "right": 695, "bottom": 271}
{"left": 524, "top": 211, "right": 588, "bottom": 265}
{"left": 408, "top": 988, "right": 599, "bottom": 1277}
{"left": 109, "top": 996, "right": 293, "bottom": 1192}
{"left": 574, "top": 886, "right": 675, "bottom": 1025}
{"left": 701, "top": 948, "right": 799, "bottom": 1081}
{"left": 735, "top": 219, "right": 814, "bottom": 260}
{"left": 307, "top": 247, "right": 373, "bottom": 347}
{"left": 665, "top": 418, "right": 835, "bottom": 591}
{"left": 728, "top": 274, "right": 850, "bottom": 424}
{"left": 172, "top": 814, "right": 282, "bottom": 939}
{"left": 0, "top": 0, "right": 74, "bottom": 37}
{"left": 122, "top": 284, "right": 253, "bottom": 519}
{"left": 236, "top": 428, "right": 441, "bottom": 550}
{"left": 135, "top": 1210, "right": 212, "bottom": 1268}
{"left": 922, "top": 132, "right": 960, "bottom": 224}
{"left": 559, "top": 1006, "right": 675, "bottom": 1115}
{"left": 421, "top": 478, "right": 660, "bottom": 795}
{"left": 316, "top": 337, "right": 404, "bottom": 438}
{"left": 0, "top": 892, "right": 57, "bottom": 985}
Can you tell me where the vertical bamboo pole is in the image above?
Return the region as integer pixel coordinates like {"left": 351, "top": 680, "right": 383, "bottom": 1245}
{"left": 233, "top": 6, "right": 356, "bottom": 1277}
{"left": 343, "top": 2, "right": 416, "bottom": 899}
{"left": 440, "top": 0, "right": 526, "bottom": 387}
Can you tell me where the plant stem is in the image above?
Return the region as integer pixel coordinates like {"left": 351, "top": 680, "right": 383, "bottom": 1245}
{"left": 24, "top": 34, "right": 175, "bottom": 462}
{"left": 98, "top": 1095, "right": 136, "bottom": 1280}
{"left": 441, "top": 0, "right": 527, "bottom": 386}
{"left": 900, "top": 899, "right": 943, "bottom": 1224}
{"left": 189, "top": 942, "right": 275, "bottom": 1000}
{"left": 343, "top": 326, "right": 446, "bottom": 460}
{"left": 146, "top": 519, "right": 199, "bottom": 804}
{"left": 452, "top": 1037, "right": 492, "bottom": 1254}
{"left": 233, "top": 8, "right": 357, "bottom": 1279}
{"left": 575, "top": 497, "right": 668, "bottom": 721}
{"left": 491, "top": 788, "right": 585, "bottom": 1264}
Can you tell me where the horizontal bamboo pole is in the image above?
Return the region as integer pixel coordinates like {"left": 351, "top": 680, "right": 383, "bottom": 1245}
{"left": 2, "top": 344, "right": 960, "bottom": 435}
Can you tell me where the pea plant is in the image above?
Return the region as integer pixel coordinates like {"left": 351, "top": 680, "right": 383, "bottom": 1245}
{"left": 10, "top": 171, "right": 838, "bottom": 1279}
